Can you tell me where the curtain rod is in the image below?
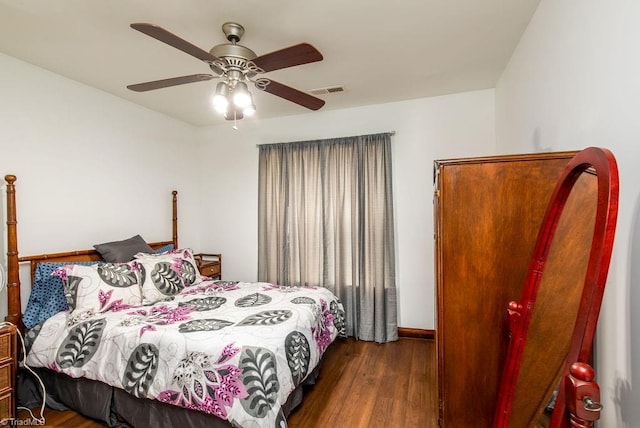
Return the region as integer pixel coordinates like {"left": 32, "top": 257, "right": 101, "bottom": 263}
{"left": 256, "top": 131, "right": 395, "bottom": 147}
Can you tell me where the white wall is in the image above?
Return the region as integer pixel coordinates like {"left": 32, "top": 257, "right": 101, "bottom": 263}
{"left": 0, "top": 52, "right": 202, "bottom": 316}
{"left": 0, "top": 50, "right": 496, "bottom": 332}
{"left": 496, "top": 1, "right": 640, "bottom": 425}
{"left": 195, "top": 90, "right": 496, "bottom": 330}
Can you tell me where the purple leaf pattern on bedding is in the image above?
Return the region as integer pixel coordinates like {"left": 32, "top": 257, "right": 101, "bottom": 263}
{"left": 218, "top": 343, "right": 241, "bottom": 363}
{"left": 158, "top": 347, "right": 247, "bottom": 419}
{"left": 98, "top": 289, "right": 136, "bottom": 312}
{"left": 123, "top": 304, "right": 193, "bottom": 336}
{"left": 51, "top": 267, "right": 68, "bottom": 281}
{"left": 312, "top": 299, "right": 335, "bottom": 354}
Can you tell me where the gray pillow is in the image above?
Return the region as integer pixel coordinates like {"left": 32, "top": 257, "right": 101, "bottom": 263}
{"left": 93, "top": 234, "right": 154, "bottom": 263}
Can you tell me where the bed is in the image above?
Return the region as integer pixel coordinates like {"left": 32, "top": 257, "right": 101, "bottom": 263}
{"left": 4, "top": 175, "right": 345, "bottom": 428}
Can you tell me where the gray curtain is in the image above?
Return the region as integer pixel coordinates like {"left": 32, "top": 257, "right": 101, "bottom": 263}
{"left": 258, "top": 132, "right": 397, "bottom": 343}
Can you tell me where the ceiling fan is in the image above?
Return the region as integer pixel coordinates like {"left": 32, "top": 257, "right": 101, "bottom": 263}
{"left": 127, "top": 22, "right": 325, "bottom": 120}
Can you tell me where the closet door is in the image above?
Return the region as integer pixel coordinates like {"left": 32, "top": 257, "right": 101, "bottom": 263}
{"left": 434, "top": 151, "right": 577, "bottom": 427}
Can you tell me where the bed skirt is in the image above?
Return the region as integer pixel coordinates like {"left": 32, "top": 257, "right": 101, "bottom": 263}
{"left": 18, "top": 364, "right": 321, "bottom": 427}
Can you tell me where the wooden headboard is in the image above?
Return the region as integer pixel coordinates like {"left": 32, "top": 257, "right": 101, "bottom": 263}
{"left": 3, "top": 174, "right": 179, "bottom": 331}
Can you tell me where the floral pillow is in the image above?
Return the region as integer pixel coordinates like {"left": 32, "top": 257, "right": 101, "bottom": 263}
{"left": 54, "top": 263, "right": 143, "bottom": 314}
{"left": 23, "top": 261, "right": 98, "bottom": 329}
{"left": 133, "top": 248, "right": 204, "bottom": 304}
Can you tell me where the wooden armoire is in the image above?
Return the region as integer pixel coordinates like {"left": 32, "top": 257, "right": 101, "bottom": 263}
{"left": 433, "top": 151, "right": 578, "bottom": 427}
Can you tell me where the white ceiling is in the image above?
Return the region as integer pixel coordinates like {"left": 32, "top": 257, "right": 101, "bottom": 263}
{"left": 0, "top": 0, "right": 540, "bottom": 127}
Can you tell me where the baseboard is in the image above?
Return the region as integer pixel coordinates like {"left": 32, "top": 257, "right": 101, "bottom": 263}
{"left": 398, "top": 327, "right": 435, "bottom": 340}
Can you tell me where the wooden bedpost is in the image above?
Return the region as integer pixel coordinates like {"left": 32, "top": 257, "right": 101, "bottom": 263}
{"left": 172, "top": 190, "right": 178, "bottom": 249}
{"left": 4, "top": 175, "right": 22, "bottom": 329}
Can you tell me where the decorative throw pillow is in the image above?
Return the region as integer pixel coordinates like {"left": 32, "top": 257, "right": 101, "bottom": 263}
{"left": 55, "top": 263, "right": 143, "bottom": 313}
{"left": 93, "top": 234, "right": 154, "bottom": 263}
{"left": 23, "top": 261, "right": 98, "bottom": 329}
{"left": 134, "top": 248, "right": 204, "bottom": 304}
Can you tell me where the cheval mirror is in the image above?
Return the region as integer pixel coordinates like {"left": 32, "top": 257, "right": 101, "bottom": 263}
{"left": 494, "top": 147, "right": 619, "bottom": 427}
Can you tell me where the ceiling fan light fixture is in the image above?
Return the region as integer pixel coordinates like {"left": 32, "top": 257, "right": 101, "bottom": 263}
{"left": 212, "top": 82, "right": 230, "bottom": 113}
{"left": 233, "top": 81, "right": 252, "bottom": 108}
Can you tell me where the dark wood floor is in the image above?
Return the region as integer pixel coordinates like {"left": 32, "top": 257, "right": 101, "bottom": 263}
{"left": 16, "top": 337, "right": 437, "bottom": 427}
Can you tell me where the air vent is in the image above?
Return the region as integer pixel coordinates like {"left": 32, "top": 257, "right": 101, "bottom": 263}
{"left": 309, "top": 85, "right": 345, "bottom": 95}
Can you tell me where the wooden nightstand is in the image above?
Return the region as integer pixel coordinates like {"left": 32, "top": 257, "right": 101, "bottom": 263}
{"left": 195, "top": 253, "right": 222, "bottom": 280}
{"left": 0, "top": 324, "right": 16, "bottom": 425}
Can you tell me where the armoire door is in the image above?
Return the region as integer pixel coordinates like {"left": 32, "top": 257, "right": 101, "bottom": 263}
{"left": 434, "top": 151, "right": 578, "bottom": 427}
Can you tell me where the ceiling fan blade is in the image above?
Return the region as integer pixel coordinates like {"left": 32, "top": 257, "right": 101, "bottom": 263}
{"left": 251, "top": 43, "right": 323, "bottom": 73}
{"left": 255, "top": 79, "right": 325, "bottom": 110}
{"left": 131, "top": 23, "right": 220, "bottom": 64}
{"left": 127, "top": 74, "right": 214, "bottom": 92}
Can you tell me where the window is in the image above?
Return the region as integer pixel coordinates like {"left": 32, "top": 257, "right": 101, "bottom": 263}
{"left": 258, "top": 132, "right": 397, "bottom": 342}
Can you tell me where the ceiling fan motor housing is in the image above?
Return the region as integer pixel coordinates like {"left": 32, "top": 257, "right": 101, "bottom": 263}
{"left": 210, "top": 43, "right": 257, "bottom": 63}
{"left": 209, "top": 43, "right": 257, "bottom": 81}
{"left": 209, "top": 22, "right": 257, "bottom": 79}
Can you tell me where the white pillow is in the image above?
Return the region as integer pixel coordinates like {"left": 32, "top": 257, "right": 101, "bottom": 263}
{"left": 133, "top": 248, "right": 205, "bottom": 304}
{"left": 56, "top": 263, "right": 143, "bottom": 313}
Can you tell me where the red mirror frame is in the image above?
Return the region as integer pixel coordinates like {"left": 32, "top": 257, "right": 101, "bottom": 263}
{"left": 493, "top": 147, "right": 619, "bottom": 427}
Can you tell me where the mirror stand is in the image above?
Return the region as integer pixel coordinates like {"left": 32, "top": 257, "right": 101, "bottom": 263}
{"left": 494, "top": 147, "right": 619, "bottom": 427}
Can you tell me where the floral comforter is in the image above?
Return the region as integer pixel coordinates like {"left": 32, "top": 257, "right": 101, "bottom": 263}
{"left": 25, "top": 281, "right": 345, "bottom": 428}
